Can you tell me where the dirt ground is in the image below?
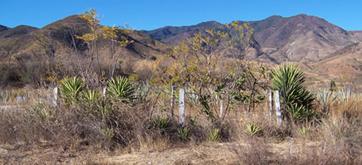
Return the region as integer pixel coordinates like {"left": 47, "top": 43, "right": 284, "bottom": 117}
{"left": 0, "top": 140, "right": 319, "bottom": 165}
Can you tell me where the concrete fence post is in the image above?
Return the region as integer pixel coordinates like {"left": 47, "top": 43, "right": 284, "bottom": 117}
{"left": 268, "top": 90, "right": 273, "bottom": 119}
{"left": 274, "top": 90, "right": 282, "bottom": 127}
{"left": 179, "top": 87, "right": 185, "bottom": 126}
{"left": 102, "top": 86, "right": 107, "bottom": 97}
{"left": 53, "top": 87, "right": 58, "bottom": 107}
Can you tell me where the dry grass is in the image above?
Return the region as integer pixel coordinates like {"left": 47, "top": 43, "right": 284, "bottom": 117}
{"left": 1, "top": 88, "right": 362, "bottom": 164}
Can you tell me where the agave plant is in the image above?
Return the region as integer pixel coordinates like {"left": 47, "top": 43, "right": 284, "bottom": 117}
{"left": 245, "top": 123, "right": 262, "bottom": 136}
{"left": 317, "top": 89, "right": 336, "bottom": 113}
{"left": 60, "top": 77, "right": 84, "bottom": 105}
{"left": 107, "top": 77, "right": 135, "bottom": 102}
{"left": 336, "top": 88, "right": 352, "bottom": 103}
{"left": 80, "top": 89, "right": 101, "bottom": 105}
{"left": 152, "top": 116, "right": 170, "bottom": 131}
{"left": 288, "top": 104, "right": 316, "bottom": 122}
{"left": 177, "top": 127, "right": 190, "bottom": 141}
{"left": 271, "top": 64, "right": 315, "bottom": 121}
{"left": 208, "top": 128, "right": 221, "bottom": 141}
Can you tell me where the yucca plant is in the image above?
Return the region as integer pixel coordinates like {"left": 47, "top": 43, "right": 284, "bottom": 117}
{"left": 317, "top": 89, "right": 336, "bottom": 113}
{"left": 80, "top": 89, "right": 101, "bottom": 103}
{"left": 60, "top": 77, "right": 84, "bottom": 105}
{"left": 245, "top": 123, "right": 262, "bottom": 136}
{"left": 31, "top": 102, "right": 52, "bottom": 121}
{"left": 208, "top": 128, "right": 221, "bottom": 142}
{"left": 177, "top": 127, "right": 190, "bottom": 141}
{"left": 107, "top": 77, "right": 135, "bottom": 103}
{"left": 288, "top": 104, "right": 316, "bottom": 122}
{"left": 271, "top": 64, "right": 315, "bottom": 121}
{"left": 336, "top": 88, "right": 352, "bottom": 103}
{"left": 298, "top": 126, "right": 309, "bottom": 137}
{"left": 152, "top": 116, "right": 170, "bottom": 132}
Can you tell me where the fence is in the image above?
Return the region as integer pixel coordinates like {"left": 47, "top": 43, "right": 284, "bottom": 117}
{"left": 0, "top": 86, "right": 285, "bottom": 126}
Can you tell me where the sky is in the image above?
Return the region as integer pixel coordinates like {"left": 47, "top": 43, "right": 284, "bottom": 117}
{"left": 1, "top": 0, "right": 362, "bottom": 30}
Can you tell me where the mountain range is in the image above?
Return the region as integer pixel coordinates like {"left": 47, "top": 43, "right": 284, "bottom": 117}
{"left": 1, "top": 14, "right": 362, "bottom": 87}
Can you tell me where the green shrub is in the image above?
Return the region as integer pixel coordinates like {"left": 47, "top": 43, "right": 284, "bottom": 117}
{"left": 288, "top": 104, "right": 316, "bottom": 121}
{"left": 245, "top": 123, "right": 262, "bottom": 136}
{"left": 60, "top": 77, "right": 84, "bottom": 105}
{"left": 317, "top": 89, "right": 336, "bottom": 113}
{"left": 177, "top": 127, "right": 190, "bottom": 141}
{"left": 80, "top": 89, "right": 101, "bottom": 103}
{"left": 107, "top": 77, "right": 135, "bottom": 103}
{"left": 30, "top": 102, "right": 52, "bottom": 121}
{"left": 271, "top": 64, "right": 315, "bottom": 121}
{"left": 152, "top": 116, "right": 170, "bottom": 132}
{"left": 208, "top": 128, "right": 221, "bottom": 142}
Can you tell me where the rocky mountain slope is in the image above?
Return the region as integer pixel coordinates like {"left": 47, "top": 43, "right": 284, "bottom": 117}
{"left": 147, "top": 14, "right": 360, "bottom": 64}
{"left": 0, "top": 15, "right": 166, "bottom": 63}
{"left": 1, "top": 14, "right": 362, "bottom": 86}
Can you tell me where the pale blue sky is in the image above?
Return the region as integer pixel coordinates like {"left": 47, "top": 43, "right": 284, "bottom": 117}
{"left": 1, "top": 0, "right": 361, "bottom": 30}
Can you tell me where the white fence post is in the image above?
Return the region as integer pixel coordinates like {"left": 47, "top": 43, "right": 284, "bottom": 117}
{"left": 179, "top": 88, "right": 185, "bottom": 126}
{"left": 219, "top": 99, "right": 224, "bottom": 119}
{"left": 274, "top": 90, "right": 282, "bottom": 127}
{"left": 268, "top": 90, "right": 273, "bottom": 119}
{"left": 53, "top": 87, "right": 58, "bottom": 107}
{"left": 102, "top": 86, "right": 107, "bottom": 97}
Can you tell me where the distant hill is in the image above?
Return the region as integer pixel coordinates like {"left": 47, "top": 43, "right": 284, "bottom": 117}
{"left": 0, "top": 15, "right": 167, "bottom": 61}
{"left": 1, "top": 14, "right": 362, "bottom": 87}
{"left": 0, "top": 25, "right": 8, "bottom": 32}
{"left": 146, "top": 21, "right": 226, "bottom": 45}
{"left": 147, "top": 14, "right": 360, "bottom": 64}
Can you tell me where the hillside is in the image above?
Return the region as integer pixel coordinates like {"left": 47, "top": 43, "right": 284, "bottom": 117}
{"left": 0, "top": 16, "right": 167, "bottom": 61}
{"left": 312, "top": 43, "right": 362, "bottom": 85}
{"left": 147, "top": 14, "right": 359, "bottom": 64}
{"left": 1, "top": 14, "right": 362, "bottom": 87}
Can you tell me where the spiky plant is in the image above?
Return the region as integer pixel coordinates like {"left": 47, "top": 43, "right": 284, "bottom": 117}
{"left": 107, "top": 77, "right": 135, "bottom": 103}
{"left": 208, "top": 128, "right": 221, "bottom": 141}
{"left": 80, "top": 89, "right": 101, "bottom": 112}
{"left": 317, "top": 89, "right": 336, "bottom": 113}
{"left": 60, "top": 77, "right": 84, "bottom": 105}
{"left": 177, "top": 127, "right": 190, "bottom": 141}
{"left": 80, "top": 89, "right": 100, "bottom": 103}
{"left": 152, "top": 116, "right": 170, "bottom": 132}
{"left": 271, "top": 64, "right": 315, "bottom": 121}
{"left": 245, "top": 123, "right": 262, "bottom": 136}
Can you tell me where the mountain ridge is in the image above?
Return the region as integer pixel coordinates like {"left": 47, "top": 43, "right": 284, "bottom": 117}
{"left": 1, "top": 14, "right": 362, "bottom": 86}
{"left": 146, "top": 14, "right": 359, "bottom": 63}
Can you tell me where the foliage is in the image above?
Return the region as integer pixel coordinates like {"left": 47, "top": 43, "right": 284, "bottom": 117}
{"left": 107, "top": 77, "right": 135, "bottom": 103}
{"left": 30, "top": 102, "right": 52, "bottom": 121}
{"left": 271, "top": 64, "right": 315, "bottom": 121}
{"left": 298, "top": 126, "right": 308, "bottom": 137}
{"left": 336, "top": 88, "right": 352, "bottom": 102}
{"left": 245, "top": 123, "right": 262, "bottom": 136}
{"left": 288, "top": 104, "right": 316, "bottom": 122}
{"left": 80, "top": 89, "right": 101, "bottom": 104}
{"left": 317, "top": 89, "right": 336, "bottom": 113}
{"left": 77, "top": 9, "right": 132, "bottom": 78}
{"left": 152, "top": 116, "right": 170, "bottom": 132}
{"left": 208, "top": 128, "right": 221, "bottom": 142}
{"left": 60, "top": 76, "right": 84, "bottom": 105}
{"left": 177, "top": 127, "right": 190, "bottom": 141}
{"left": 101, "top": 127, "right": 115, "bottom": 141}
